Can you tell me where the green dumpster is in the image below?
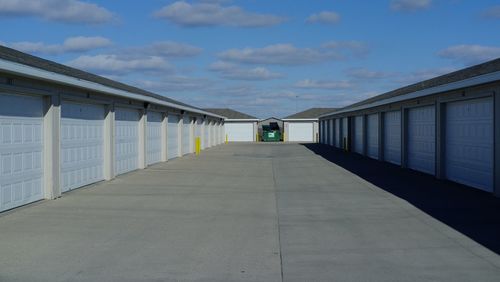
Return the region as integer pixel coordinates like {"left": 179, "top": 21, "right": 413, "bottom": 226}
{"left": 262, "top": 123, "right": 281, "bottom": 142}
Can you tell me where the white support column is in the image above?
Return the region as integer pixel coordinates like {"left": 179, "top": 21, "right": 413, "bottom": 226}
{"left": 161, "top": 113, "right": 168, "bottom": 162}
{"left": 190, "top": 117, "right": 195, "bottom": 153}
{"left": 138, "top": 110, "right": 147, "bottom": 169}
{"left": 43, "top": 94, "right": 61, "bottom": 199}
{"left": 201, "top": 118, "right": 205, "bottom": 150}
{"left": 103, "top": 104, "right": 115, "bottom": 180}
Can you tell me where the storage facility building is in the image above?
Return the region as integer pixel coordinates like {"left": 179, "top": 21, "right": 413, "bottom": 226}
{"left": 318, "top": 58, "right": 500, "bottom": 197}
{"left": 204, "top": 108, "right": 258, "bottom": 142}
{"left": 0, "top": 46, "right": 226, "bottom": 213}
{"left": 283, "top": 108, "right": 336, "bottom": 142}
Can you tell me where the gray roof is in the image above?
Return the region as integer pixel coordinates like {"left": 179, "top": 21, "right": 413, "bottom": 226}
{"left": 284, "top": 108, "right": 338, "bottom": 119}
{"left": 330, "top": 57, "right": 500, "bottom": 114}
{"left": 203, "top": 108, "right": 257, "bottom": 119}
{"left": 0, "top": 45, "right": 197, "bottom": 110}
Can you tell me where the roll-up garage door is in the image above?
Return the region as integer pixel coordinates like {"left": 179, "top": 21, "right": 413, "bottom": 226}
{"left": 335, "top": 119, "right": 340, "bottom": 148}
{"left": 211, "top": 122, "right": 216, "bottom": 146}
{"left": 367, "top": 114, "right": 379, "bottom": 159}
{"left": 195, "top": 118, "right": 202, "bottom": 146}
{"left": 329, "top": 120, "right": 334, "bottom": 146}
{"left": 204, "top": 120, "right": 210, "bottom": 148}
{"left": 168, "top": 115, "right": 179, "bottom": 160}
{"left": 288, "top": 122, "right": 313, "bottom": 142}
{"left": 61, "top": 101, "right": 104, "bottom": 192}
{"left": 321, "top": 121, "right": 326, "bottom": 144}
{"left": 384, "top": 111, "right": 401, "bottom": 165}
{"left": 445, "top": 98, "right": 493, "bottom": 192}
{"left": 147, "top": 111, "right": 162, "bottom": 165}
{"left": 407, "top": 105, "right": 435, "bottom": 175}
{"left": 0, "top": 94, "right": 43, "bottom": 212}
{"left": 226, "top": 122, "right": 254, "bottom": 142}
{"left": 354, "top": 116, "right": 364, "bottom": 154}
{"left": 115, "top": 108, "right": 140, "bottom": 175}
{"left": 182, "top": 116, "right": 191, "bottom": 155}
{"left": 342, "top": 118, "right": 348, "bottom": 149}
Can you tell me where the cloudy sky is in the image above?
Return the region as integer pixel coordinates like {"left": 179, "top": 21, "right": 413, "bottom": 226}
{"left": 1, "top": 0, "right": 500, "bottom": 118}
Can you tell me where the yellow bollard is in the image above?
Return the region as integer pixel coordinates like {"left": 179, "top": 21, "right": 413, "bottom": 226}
{"left": 195, "top": 137, "right": 201, "bottom": 155}
{"left": 256, "top": 133, "right": 259, "bottom": 142}
{"left": 225, "top": 134, "right": 228, "bottom": 144}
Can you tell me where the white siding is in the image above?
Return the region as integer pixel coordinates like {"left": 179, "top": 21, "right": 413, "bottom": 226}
{"left": 115, "top": 108, "right": 140, "bottom": 175}
{"left": 167, "top": 115, "right": 179, "bottom": 160}
{"left": 61, "top": 101, "right": 104, "bottom": 192}
{"left": 288, "top": 122, "right": 314, "bottom": 142}
{"left": 226, "top": 122, "right": 254, "bottom": 142}
{"left": 367, "top": 114, "right": 379, "bottom": 159}
{"left": 407, "top": 106, "right": 435, "bottom": 175}
{"left": 384, "top": 111, "right": 401, "bottom": 165}
{"left": 354, "top": 116, "right": 364, "bottom": 154}
{"left": 0, "top": 94, "right": 43, "bottom": 212}
{"left": 204, "top": 120, "right": 210, "bottom": 148}
{"left": 445, "top": 98, "right": 493, "bottom": 192}
{"left": 147, "top": 111, "right": 162, "bottom": 165}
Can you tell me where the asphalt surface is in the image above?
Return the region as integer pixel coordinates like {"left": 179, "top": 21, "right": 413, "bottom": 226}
{"left": 0, "top": 143, "right": 499, "bottom": 281}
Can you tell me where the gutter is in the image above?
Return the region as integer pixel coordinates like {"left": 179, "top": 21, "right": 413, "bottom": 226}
{"left": 0, "top": 58, "right": 226, "bottom": 119}
{"left": 282, "top": 118, "right": 318, "bottom": 121}
{"left": 318, "top": 70, "right": 500, "bottom": 119}
{"left": 225, "top": 119, "right": 260, "bottom": 122}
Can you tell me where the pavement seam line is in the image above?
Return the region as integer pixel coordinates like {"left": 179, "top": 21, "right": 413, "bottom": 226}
{"left": 271, "top": 157, "right": 285, "bottom": 282}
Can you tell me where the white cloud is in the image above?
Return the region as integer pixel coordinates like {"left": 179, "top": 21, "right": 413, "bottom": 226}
{"left": 218, "top": 41, "right": 367, "bottom": 66}
{"left": 390, "top": 0, "right": 431, "bottom": 12}
{"left": 346, "top": 68, "right": 391, "bottom": 79}
{"left": 68, "top": 54, "right": 173, "bottom": 75}
{"left": 5, "top": 36, "right": 112, "bottom": 55}
{"left": 294, "top": 79, "right": 353, "bottom": 90}
{"left": 139, "top": 76, "right": 212, "bottom": 92}
{"left": 127, "top": 41, "right": 202, "bottom": 58}
{"left": 154, "top": 1, "right": 285, "bottom": 27}
{"left": 306, "top": 11, "right": 340, "bottom": 24}
{"left": 482, "top": 6, "right": 500, "bottom": 19}
{"left": 438, "top": 44, "right": 500, "bottom": 65}
{"left": 0, "top": 0, "right": 114, "bottom": 24}
{"left": 208, "top": 61, "right": 283, "bottom": 80}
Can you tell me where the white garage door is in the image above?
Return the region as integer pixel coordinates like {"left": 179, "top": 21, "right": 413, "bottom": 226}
{"left": 383, "top": 111, "right": 401, "bottom": 165}
{"left": 408, "top": 105, "right": 435, "bottom": 175}
{"left": 226, "top": 122, "right": 254, "bottom": 142}
{"left": 115, "top": 108, "right": 140, "bottom": 175}
{"left": 446, "top": 98, "right": 493, "bottom": 192}
{"left": 354, "top": 116, "right": 364, "bottom": 154}
{"left": 182, "top": 116, "right": 191, "bottom": 155}
{"left": 168, "top": 115, "right": 179, "bottom": 160}
{"left": 61, "top": 101, "right": 104, "bottom": 193}
{"left": 288, "top": 122, "right": 313, "bottom": 142}
{"left": 0, "top": 94, "right": 43, "bottom": 212}
{"left": 147, "top": 111, "right": 162, "bottom": 165}
{"left": 367, "top": 114, "right": 379, "bottom": 159}
{"left": 335, "top": 119, "right": 340, "bottom": 148}
{"left": 204, "top": 120, "right": 210, "bottom": 148}
{"left": 211, "top": 122, "right": 216, "bottom": 146}
{"left": 329, "top": 120, "right": 334, "bottom": 146}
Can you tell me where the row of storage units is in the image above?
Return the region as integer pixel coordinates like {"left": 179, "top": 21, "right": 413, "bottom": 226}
{"left": 319, "top": 79, "right": 500, "bottom": 196}
{"left": 0, "top": 94, "right": 226, "bottom": 213}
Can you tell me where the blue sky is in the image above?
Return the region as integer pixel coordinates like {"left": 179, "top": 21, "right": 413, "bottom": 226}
{"left": 1, "top": 0, "right": 500, "bottom": 118}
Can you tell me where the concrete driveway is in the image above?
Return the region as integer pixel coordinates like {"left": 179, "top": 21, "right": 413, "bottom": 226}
{"left": 0, "top": 143, "right": 499, "bottom": 281}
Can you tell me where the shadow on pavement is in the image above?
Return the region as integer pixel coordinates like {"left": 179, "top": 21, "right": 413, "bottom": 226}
{"left": 303, "top": 143, "right": 500, "bottom": 255}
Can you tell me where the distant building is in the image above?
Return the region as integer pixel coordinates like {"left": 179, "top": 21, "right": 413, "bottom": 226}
{"left": 283, "top": 108, "right": 337, "bottom": 142}
{"left": 204, "top": 108, "right": 259, "bottom": 142}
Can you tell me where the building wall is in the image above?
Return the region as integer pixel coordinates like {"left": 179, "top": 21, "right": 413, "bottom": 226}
{"left": 0, "top": 71, "right": 224, "bottom": 212}
{"left": 319, "top": 80, "right": 500, "bottom": 196}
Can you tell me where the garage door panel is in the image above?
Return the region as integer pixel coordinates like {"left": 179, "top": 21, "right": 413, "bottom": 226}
{"left": 115, "top": 108, "right": 140, "bottom": 175}
{"left": 335, "top": 119, "right": 340, "bottom": 148}
{"left": 61, "top": 102, "right": 104, "bottom": 192}
{"left": 446, "top": 98, "right": 493, "bottom": 191}
{"left": 384, "top": 111, "right": 401, "bottom": 165}
{"left": 0, "top": 95, "right": 44, "bottom": 212}
{"left": 226, "top": 123, "right": 254, "bottom": 142}
{"left": 408, "top": 106, "right": 435, "bottom": 175}
{"left": 354, "top": 116, "right": 363, "bottom": 154}
{"left": 168, "top": 115, "right": 179, "bottom": 159}
{"left": 204, "top": 121, "right": 210, "bottom": 148}
{"left": 147, "top": 111, "right": 162, "bottom": 165}
{"left": 182, "top": 116, "right": 191, "bottom": 155}
{"left": 367, "top": 114, "right": 379, "bottom": 159}
{"left": 288, "top": 122, "right": 313, "bottom": 142}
